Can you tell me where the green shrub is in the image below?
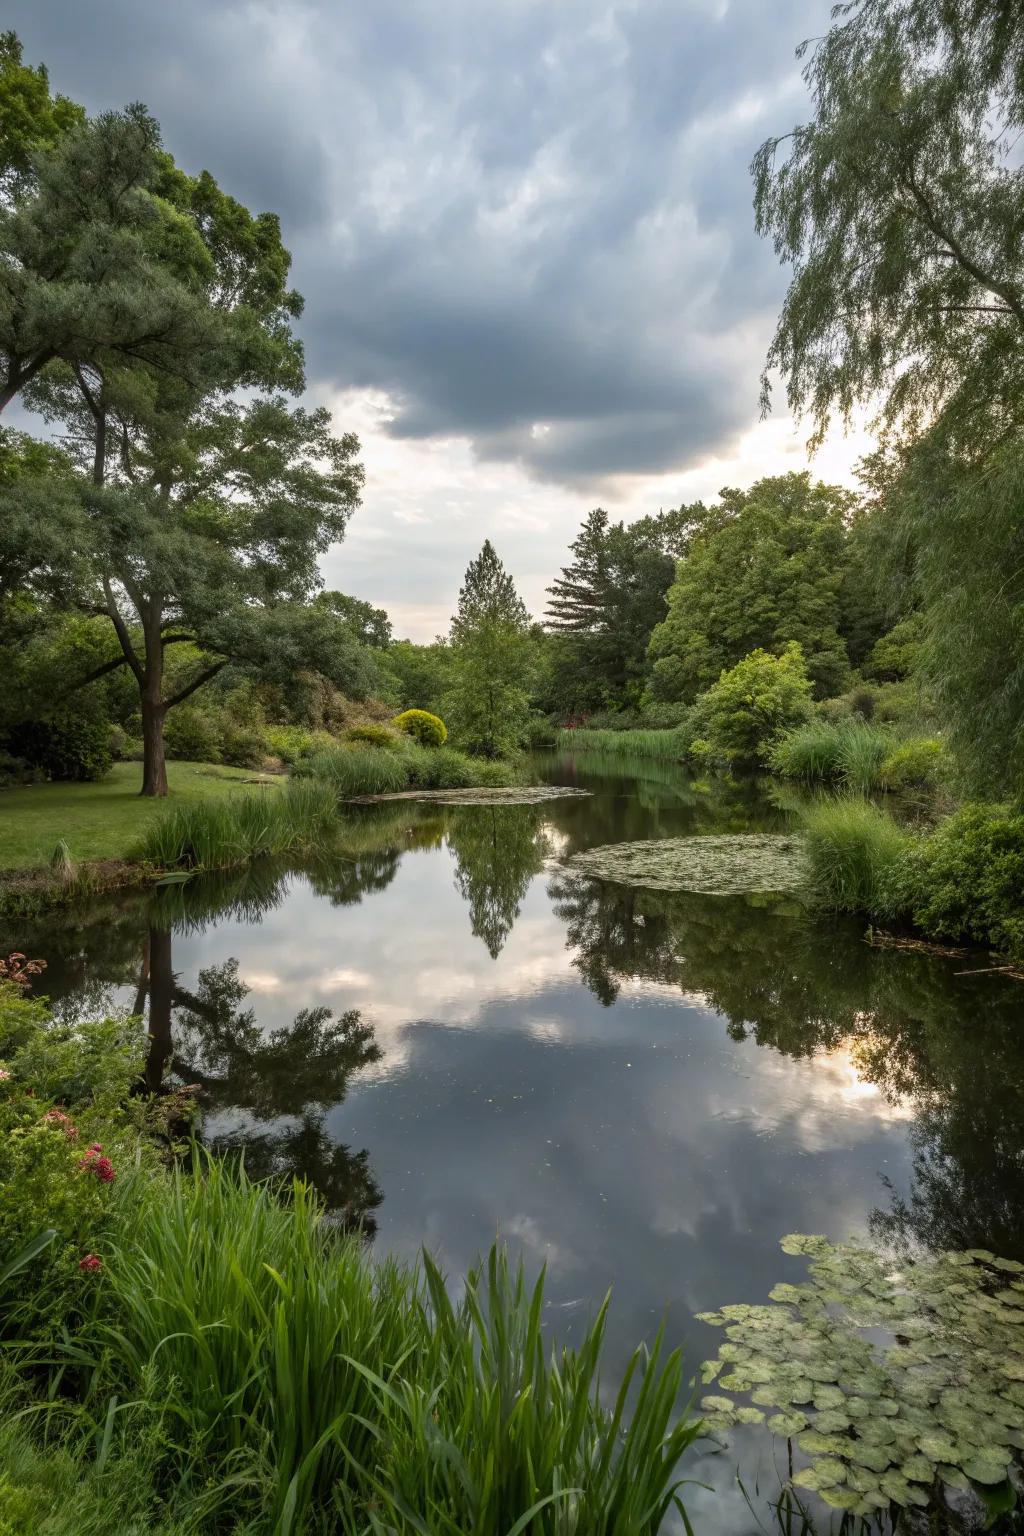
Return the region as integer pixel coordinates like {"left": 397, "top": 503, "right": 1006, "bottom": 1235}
{"left": 163, "top": 705, "right": 223, "bottom": 765}
{"left": 878, "top": 736, "right": 946, "bottom": 790}
{"left": 639, "top": 701, "right": 693, "bottom": 730}
{"left": 801, "top": 795, "right": 909, "bottom": 911}
{"left": 0, "top": 750, "right": 40, "bottom": 788}
{"left": 17, "top": 707, "right": 113, "bottom": 783}
{"left": 522, "top": 714, "right": 559, "bottom": 748}
{"left": 293, "top": 746, "right": 411, "bottom": 797}
{"left": 889, "top": 805, "right": 1024, "bottom": 962}
{"left": 346, "top": 722, "right": 400, "bottom": 748}
{"left": 393, "top": 708, "right": 448, "bottom": 747}
{"left": 687, "top": 642, "right": 813, "bottom": 768}
{"left": 218, "top": 718, "right": 267, "bottom": 769}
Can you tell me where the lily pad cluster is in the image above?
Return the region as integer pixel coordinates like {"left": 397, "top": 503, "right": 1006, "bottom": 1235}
{"left": 698, "top": 1234, "right": 1024, "bottom": 1517}
{"left": 565, "top": 834, "right": 807, "bottom": 895}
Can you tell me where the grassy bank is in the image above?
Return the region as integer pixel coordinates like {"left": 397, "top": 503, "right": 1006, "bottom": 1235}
{"left": 801, "top": 795, "right": 1024, "bottom": 965}
{"left": 0, "top": 979, "right": 700, "bottom": 1536}
{"left": 0, "top": 762, "right": 281, "bottom": 872}
{"left": 557, "top": 726, "right": 688, "bottom": 760}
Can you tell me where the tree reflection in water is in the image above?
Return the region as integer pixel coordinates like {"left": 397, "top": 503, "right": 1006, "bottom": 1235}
{"left": 447, "top": 805, "right": 549, "bottom": 958}
{"left": 550, "top": 865, "right": 1024, "bottom": 1260}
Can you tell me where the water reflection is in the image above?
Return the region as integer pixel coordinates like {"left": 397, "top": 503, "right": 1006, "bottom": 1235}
{"left": 8, "top": 756, "right": 1024, "bottom": 1297}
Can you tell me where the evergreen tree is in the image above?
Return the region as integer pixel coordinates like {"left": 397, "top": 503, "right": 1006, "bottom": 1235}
{"left": 545, "top": 505, "right": 697, "bottom": 714}
{"left": 444, "top": 540, "right": 534, "bottom": 757}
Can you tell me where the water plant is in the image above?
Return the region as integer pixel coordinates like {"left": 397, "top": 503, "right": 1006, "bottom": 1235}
{"left": 62, "top": 1158, "right": 700, "bottom": 1535}
{"left": 567, "top": 833, "right": 807, "bottom": 895}
{"left": 136, "top": 780, "right": 337, "bottom": 870}
{"left": 699, "top": 1234, "right": 1024, "bottom": 1522}
{"left": 768, "top": 720, "right": 893, "bottom": 792}
{"left": 557, "top": 726, "right": 689, "bottom": 761}
{"left": 291, "top": 744, "right": 411, "bottom": 796}
{"left": 800, "top": 797, "right": 907, "bottom": 911}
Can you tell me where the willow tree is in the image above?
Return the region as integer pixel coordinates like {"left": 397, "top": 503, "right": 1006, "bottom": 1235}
{"left": 753, "top": 0, "right": 1024, "bottom": 451}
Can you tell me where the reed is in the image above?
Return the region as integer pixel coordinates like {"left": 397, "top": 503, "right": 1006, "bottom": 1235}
{"left": 557, "top": 727, "right": 689, "bottom": 761}
{"left": 801, "top": 794, "right": 908, "bottom": 911}
{"left": 74, "top": 1159, "right": 699, "bottom": 1535}
{"left": 136, "top": 779, "right": 337, "bottom": 870}
{"left": 768, "top": 719, "right": 891, "bottom": 791}
{"left": 290, "top": 744, "right": 411, "bottom": 796}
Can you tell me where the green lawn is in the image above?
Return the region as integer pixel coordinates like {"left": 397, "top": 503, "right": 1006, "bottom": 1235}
{"left": 0, "top": 761, "right": 282, "bottom": 871}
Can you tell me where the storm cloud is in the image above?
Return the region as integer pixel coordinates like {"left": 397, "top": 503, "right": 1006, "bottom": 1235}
{"left": 8, "top": 0, "right": 829, "bottom": 488}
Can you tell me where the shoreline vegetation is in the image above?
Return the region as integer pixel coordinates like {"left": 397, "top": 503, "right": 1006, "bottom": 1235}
{"left": 0, "top": 739, "right": 526, "bottom": 919}
{"left": 0, "top": 973, "right": 700, "bottom": 1534}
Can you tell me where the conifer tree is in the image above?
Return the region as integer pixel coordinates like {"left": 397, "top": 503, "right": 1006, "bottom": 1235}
{"left": 444, "top": 540, "right": 534, "bottom": 757}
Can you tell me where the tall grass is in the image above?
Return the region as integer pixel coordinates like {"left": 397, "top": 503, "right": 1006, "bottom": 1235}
{"left": 136, "top": 779, "right": 337, "bottom": 870}
{"left": 557, "top": 727, "right": 689, "bottom": 761}
{"left": 291, "top": 744, "right": 411, "bottom": 796}
{"left": 768, "top": 719, "right": 891, "bottom": 792}
{"left": 294, "top": 743, "right": 520, "bottom": 796}
{"left": 801, "top": 795, "right": 908, "bottom": 911}
{"left": 75, "top": 1159, "right": 699, "bottom": 1535}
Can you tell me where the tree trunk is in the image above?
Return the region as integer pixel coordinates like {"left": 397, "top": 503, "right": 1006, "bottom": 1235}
{"left": 140, "top": 691, "right": 168, "bottom": 796}
{"left": 139, "top": 601, "right": 168, "bottom": 796}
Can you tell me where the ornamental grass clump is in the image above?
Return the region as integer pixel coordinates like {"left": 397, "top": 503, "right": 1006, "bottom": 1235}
{"left": 768, "top": 719, "right": 892, "bottom": 791}
{"left": 82, "top": 1159, "right": 699, "bottom": 1535}
{"left": 292, "top": 745, "right": 411, "bottom": 796}
{"left": 801, "top": 796, "right": 908, "bottom": 912}
{"left": 556, "top": 726, "right": 690, "bottom": 761}
{"left": 137, "top": 780, "right": 336, "bottom": 870}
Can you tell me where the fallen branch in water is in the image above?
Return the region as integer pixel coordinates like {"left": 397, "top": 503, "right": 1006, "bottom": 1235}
{"left": 864, "top": 927, "right": 969, "bottom": 958}
{"left": 953, "top": 964, "right": 1024, "bottom": 983}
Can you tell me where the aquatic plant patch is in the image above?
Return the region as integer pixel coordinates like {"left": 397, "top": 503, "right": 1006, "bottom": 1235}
{"left": 566, "top": 834, "right": 807, "bottom": 894}
{"left": 358, "top": 786, "right": 593, "bottom": 806}
{"left": 699, "top": 1234, "right": 1024, "bottom": 1519}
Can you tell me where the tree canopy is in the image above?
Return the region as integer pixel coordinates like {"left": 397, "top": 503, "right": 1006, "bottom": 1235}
{"left": 646, "top": 473, "right": 859, "bottom": 703}
{"left": 753, "top": 0, "right": 1024, "bottom": 452}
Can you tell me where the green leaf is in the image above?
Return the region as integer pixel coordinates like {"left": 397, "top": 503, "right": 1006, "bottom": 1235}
{"left": 767, "top": 1411, "right": 807, "bottom": 1438}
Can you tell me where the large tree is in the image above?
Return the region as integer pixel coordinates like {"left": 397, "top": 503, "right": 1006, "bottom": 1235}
{"left": 646, "top": 473, "right": 858, "bottom": 702}
{"left": 753, "top": 0, "right": 1024, "bottom": 452}
{"left": 3, "top": 65, "right": 366, "bottom": 794}
{"left": 544, "top": 505, "right": 695, "bottom": 713}
{"left": 443, "top": 540, "right": 534, "bottom": 758}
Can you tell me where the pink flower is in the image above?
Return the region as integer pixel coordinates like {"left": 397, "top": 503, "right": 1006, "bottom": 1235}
{"left": 78, "top": 1145, "right": 115, "bottom": 1181}
{"left": 78, "top": 1254, "right": 102, "bottom": 1272}
{"left": 42, "top": 1109, "right": 79, "bottom": 1140}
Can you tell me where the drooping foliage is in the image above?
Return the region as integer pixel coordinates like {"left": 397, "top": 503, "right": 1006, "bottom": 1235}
{"left": 753, "top": 0, "right": 1024, "bottom": 453}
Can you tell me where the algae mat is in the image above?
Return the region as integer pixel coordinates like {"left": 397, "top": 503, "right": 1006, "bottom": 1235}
{"left": 351, "top": 786, "right": 593, "bottom": 807}
{"left": 565, "top": 834, "right": 807, "bottom": 895}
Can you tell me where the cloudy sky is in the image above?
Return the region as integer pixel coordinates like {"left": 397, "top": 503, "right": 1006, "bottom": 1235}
{"left": 10, "top": 0, "right": 873, "bottom": 637}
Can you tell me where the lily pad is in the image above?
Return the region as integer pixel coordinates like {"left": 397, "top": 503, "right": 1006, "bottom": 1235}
{"left": 565, "top": 833, "right": 807, "bottom": 895}
{"left": 359, "top": 786, "right": 592, "bottom": 806}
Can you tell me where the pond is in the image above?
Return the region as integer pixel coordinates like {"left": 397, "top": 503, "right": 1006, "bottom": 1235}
{"left": 8, "top": 750, "right": 1024, "bottom": 1531}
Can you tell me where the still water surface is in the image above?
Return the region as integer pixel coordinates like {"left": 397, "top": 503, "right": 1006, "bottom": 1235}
{"left": 9, "top": 752, "right": 1024, "bottom": 1528}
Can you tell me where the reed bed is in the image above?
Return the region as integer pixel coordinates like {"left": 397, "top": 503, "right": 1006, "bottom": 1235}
{"left": 136, "top": 779, "right": 337, "bottom": 870}
{"left": 800, "top": 795, "right": 908, "bottom": 911}
{"left": 767, "top": 720, "right": 891, "bottom": 792}
{"left": 557, "top": 727, "right": 689, "bottom": 761}
{"left": 68, "top": 1159, "right": 700, "bottom": 1535}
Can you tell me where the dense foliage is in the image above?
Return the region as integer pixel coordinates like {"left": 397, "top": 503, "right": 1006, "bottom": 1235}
{"left": 647, "top": 475, "right": 873, "bottom": 702}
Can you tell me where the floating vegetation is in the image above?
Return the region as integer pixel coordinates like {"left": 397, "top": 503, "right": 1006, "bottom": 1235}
{"left": 356, "top": 786, "right": 592, "bottom": 807}
{"left": 566, "top": 834, "right": 806, "bottom": 895}
{"left": 699, "top": 1234, "right": 1024, "bottom": 1519}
